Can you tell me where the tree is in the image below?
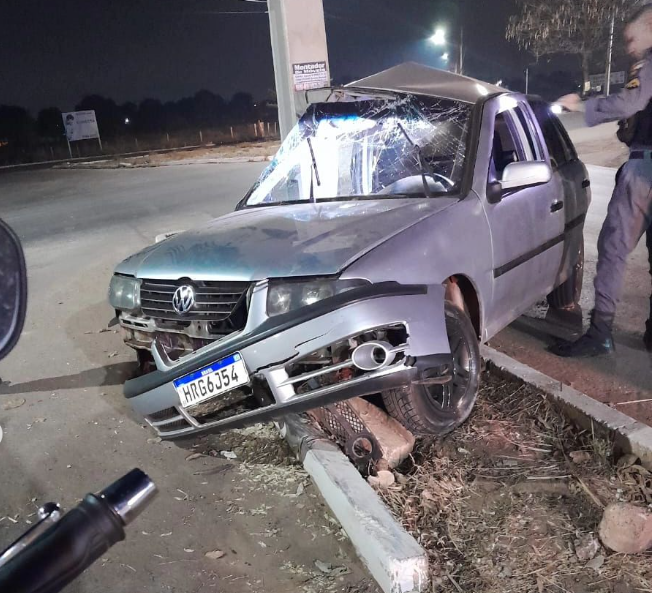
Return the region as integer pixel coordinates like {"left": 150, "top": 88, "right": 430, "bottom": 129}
{"left": 507, "top": 0, "right": 639, "bottom": 91}
{"left": 75, "top": 95, "right": 122, "bottom": 137}
{"left": 37, "top": 107, "right": 63, "bottom": 138}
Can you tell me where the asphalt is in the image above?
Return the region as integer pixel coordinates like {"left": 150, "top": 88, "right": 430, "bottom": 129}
{"left": 0, "top": 164, "right": 378, "bottom": 593}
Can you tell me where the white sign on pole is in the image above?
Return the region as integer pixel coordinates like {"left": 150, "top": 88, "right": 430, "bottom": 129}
{"left": 589, "top": 70, "right": 626, "bottom": 89}
{"left": 62, "top": 110, "right": 100, "bottom": 142}
{"left": 292, "top": 61, "right": 329, "bottom": 92}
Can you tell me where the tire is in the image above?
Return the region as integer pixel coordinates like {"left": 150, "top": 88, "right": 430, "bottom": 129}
{"left": 382, "top": 302, "right": 481, "bottom": 436}
{"left": 547, "top": 240, "right": 584, "bottom": 310}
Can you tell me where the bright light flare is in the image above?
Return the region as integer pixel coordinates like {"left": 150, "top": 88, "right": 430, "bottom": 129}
{"left": 551, "top": 104, "right": 563, "bottom": 115}
{"left": 430, "top": 28, "right": 446, "bottom": 46}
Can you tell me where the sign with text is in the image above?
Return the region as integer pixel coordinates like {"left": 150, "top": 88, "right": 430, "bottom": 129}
{"left": 589, "top": 71, "right": 626, "bottom": 89}
{"left": 292, "top": 61, "right": 329, "bottom": 91}
{"left": 62, "top": 110, "right": 100, "bottom": 142}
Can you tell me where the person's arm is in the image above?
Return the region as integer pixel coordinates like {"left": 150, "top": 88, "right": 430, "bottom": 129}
{"left": 585, "top": 59, "right": 652, "bottom": 126}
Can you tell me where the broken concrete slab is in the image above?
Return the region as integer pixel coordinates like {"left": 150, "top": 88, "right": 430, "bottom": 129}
{"left": 277, "top": 414, "right": 428, "bottom": 593}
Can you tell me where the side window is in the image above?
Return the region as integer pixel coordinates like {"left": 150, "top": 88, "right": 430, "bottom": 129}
{"left": 529, "top": 101, "right": 571, "bottom": 169}
{"left": 490, "top": 108, "right": 533, "bottom": 180}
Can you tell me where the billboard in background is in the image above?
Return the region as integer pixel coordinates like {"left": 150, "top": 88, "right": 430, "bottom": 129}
{"left": 62, "top": 110, "right": 100, "bottom": 142}
{"left": 589, "top": 71, "right": 626, "bottom": 90}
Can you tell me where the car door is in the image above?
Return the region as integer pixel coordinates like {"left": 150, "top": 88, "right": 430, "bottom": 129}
{"left": 529, "top": 100, "right": 591, "bottom": 288}
{"left": 477, "top": 95, "right": 565, "bottom": 337}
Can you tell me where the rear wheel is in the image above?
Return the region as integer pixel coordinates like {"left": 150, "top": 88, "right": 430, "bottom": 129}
{"left": 547, "top": 240, "right": 584, "bottom": 309}
{"left": 382, "top": 302, "right": 481, "bottom": 436}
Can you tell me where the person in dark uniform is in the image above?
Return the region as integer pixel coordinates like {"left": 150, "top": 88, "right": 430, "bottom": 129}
{"left": 554, "top": 5, "right": 652, "bottom": 356}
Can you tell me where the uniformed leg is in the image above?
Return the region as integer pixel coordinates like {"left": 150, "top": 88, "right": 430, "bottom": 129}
{"left": 552, "top": 159, "right": 652, "bottom": 357}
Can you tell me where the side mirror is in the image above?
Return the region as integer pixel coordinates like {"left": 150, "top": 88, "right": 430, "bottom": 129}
{"left": 0, "top": 219, "right": 27, "bottom": 361}
{"left": 500, "top": 161, "right": 552, "bottom": 191}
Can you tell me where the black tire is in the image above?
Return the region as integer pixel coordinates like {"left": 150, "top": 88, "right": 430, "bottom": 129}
{"left": 382, "top": 302, "right": 481, "bottom": 436}
{"left": 547, "top": 240, "right": 584, "bottom": 310}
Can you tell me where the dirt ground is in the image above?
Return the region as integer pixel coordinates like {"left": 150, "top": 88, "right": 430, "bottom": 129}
{"left": 56, "top": 141, "right": 280, "bottom": 169}
{"left": 377, "top": 372, "right": 652, "bottom": 593}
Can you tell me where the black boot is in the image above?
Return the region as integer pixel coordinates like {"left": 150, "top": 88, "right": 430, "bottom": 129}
{"left": 549, "top": 310, "right": 615, "bottom": 358}
{"left": 645, "top": 298, "right": 652, "bottom": 352}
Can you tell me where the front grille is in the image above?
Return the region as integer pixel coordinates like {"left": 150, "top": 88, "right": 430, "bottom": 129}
{"left": 140, "top": 279, "right": 250, "bottom": 326}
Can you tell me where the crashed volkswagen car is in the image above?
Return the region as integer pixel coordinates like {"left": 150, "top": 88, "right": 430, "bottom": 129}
{"left": 110, "top": 63, "right": 589, "bottom": 439}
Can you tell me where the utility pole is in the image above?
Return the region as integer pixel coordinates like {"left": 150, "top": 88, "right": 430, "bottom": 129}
{"left": 525, "top": 67, "right": 529, "bottom": 95}
{"left": 458, "top": 25, "right": 464, "bottom": 75}
{"left": 605, "top": 11, "right": 615, "bottom": 96}
{"left": 267, "top": 0, "right": 331, "bottom": 140}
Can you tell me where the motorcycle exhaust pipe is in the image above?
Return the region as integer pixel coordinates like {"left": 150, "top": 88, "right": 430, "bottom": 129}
{"left": 351, "top": 341, "right": 397, "bottom": 371}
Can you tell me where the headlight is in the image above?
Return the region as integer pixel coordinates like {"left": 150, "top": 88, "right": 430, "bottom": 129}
{"left": 108, "top": 275, "right": 141, "bottom": 312}
{"left": 266, "top": 278, "right": 368, "bottom": 317}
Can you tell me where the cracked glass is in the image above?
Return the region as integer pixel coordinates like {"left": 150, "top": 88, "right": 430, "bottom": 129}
{"left": 245, "top": 92, "right": 472, "bottom": 206}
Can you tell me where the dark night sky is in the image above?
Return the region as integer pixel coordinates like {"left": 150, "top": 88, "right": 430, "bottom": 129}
{"left": 1, "top": 0, "right": 562, "bottom": 115}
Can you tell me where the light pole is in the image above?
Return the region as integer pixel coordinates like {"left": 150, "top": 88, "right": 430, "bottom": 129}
{"left": 605, "top": 10, "right": 615, "bottom": 96}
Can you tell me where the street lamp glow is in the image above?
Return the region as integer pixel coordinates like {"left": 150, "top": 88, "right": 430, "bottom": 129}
{"left": 430, "top": 28, "right": 446, "bottom": 46}
{"left": 551, "top": 104, "right": 563, "bottom": 115}
{"left": 124, "top": 117, "right": 130, "bottom": 124}
{"left": 441, "top": 52, "right": 449, "bottom": 62}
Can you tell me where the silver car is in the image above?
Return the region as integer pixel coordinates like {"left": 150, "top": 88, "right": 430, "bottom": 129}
{"left": 110, "top": 63, "right": 589, "bottom": 439}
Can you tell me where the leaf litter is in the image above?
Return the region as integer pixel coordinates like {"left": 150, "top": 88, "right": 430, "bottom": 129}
{"left": 377, "top": 372, "right": 652, "bottom": 593}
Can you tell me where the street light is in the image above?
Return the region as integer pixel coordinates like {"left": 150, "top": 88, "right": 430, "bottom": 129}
{"left": 442, "top": 52, "right": 449, "bottom": 62}
{"left": 430, "top": 27, "right": 446, "bottom": 46}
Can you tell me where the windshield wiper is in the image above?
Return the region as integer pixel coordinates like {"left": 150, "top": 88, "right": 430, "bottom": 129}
{"left": 306, "top": 137, "right": 321, "bottom": 203}
{"left": 395, "top": 122, "right": 434, "bottom": 199}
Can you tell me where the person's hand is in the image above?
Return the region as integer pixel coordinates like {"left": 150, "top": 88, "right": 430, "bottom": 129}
{"left": 555, "top": 93, "right": 582, "bottom": 112}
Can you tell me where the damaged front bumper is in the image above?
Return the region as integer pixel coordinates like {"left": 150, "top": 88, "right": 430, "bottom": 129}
{"left": 123, "top": 282, "right": 451, "bottom": 439}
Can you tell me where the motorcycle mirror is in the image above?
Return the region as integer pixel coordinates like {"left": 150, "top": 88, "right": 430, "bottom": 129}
{"left": 0, "top": 218, "right": 27, "bottom": 361}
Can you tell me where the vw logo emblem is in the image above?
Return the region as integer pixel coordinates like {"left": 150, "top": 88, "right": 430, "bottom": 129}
{"left": 172, "top": 285, "right": 195, "bottom": 315}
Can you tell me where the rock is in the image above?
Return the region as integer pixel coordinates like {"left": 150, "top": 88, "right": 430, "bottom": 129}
{"left": 315, "top": 560, "right": 332, "bottom": 573}
{"left": 574, "top": 533, "right": 600, "bottom": 561}
{"left": 220, "top": 451, "right": 237, "bottom": 460}
{"left": 205, "top": 550, "right": 225, "bottom": 560}
{"left": 585, "top": 554, "right": 605, "bottom": 573}
{"left": 599, "top": 503, "right": 652, "bottom": 554}
{"left": 347, "top": 398, "right": 415, "bottom": 468}
{"left": 570, "top": 450, "right": 592, "bottom": 464}
{"left": 367, "top": 470, "right": 395, "bottom": 489}
{"left": 185, "top": 453, "right": 204, "bottom": 462}
{"left": 3, "top": 398, "right": 25, "bottom": 411}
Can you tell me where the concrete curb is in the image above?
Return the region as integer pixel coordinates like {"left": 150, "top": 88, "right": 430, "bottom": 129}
{"left": 277, "top": 414, "right": 429, "bottom": 593}
{"left": 482, "top": 345, "right": 652, "bottom": 468}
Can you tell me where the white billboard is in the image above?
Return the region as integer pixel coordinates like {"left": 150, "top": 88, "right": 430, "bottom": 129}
{"left": 62, "top": 110, "right": 100, "bottom": 142}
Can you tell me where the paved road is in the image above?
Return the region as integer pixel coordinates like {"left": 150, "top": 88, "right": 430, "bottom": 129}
{"left": 0, "top": 165, "right": 377, "bottom": 593}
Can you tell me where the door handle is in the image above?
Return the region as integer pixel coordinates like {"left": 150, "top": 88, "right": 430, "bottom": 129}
{"left": 582, "top": 179, "right": 590, "bottom": 188}
{"left": 550, "top": 200, "right": 564, "bottom": 213}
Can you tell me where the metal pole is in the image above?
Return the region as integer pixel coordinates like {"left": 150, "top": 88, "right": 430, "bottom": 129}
{"left": 458, "top": 25, "right": 464, "bottom": 76}
{"left": 605, "top": 12, "right": 615, "bottom": 96}
{"left": 66, "top": 137, "right": 73, "bottom": 159}
{"left": 267, "top": 0, "right": 330, "bottom": 140}
{"left": 525, "top": 67, "right": 529, "bottom": 95}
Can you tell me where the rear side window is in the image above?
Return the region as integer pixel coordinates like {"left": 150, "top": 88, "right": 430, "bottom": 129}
{"left": 529, "top": 101, "right": 577, "bottom": 168}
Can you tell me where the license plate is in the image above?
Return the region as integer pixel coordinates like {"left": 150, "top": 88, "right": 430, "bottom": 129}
{"left": 174, "top": 353, "right": 249, "bottom": 409}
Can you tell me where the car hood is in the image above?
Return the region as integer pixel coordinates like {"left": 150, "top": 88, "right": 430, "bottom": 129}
{"left": 116, "top": 198, "right": 458, "bottom": 281}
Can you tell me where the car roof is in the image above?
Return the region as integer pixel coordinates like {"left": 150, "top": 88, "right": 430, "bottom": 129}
{"left": 347, "top": 62, "right": 507, "bottom": 105}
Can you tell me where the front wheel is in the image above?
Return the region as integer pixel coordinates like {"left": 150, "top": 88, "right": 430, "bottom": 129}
{"left": 382, "top": 302, "right": 481, "bottom": 436}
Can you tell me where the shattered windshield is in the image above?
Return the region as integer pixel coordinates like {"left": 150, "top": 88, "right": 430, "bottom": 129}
{"left": 245, "top": 94, "right": 472, "bottom": 205}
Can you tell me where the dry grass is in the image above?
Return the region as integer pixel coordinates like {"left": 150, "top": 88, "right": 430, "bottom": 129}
{"left": 378, "top": 373, "right": 652, "bottom": 593}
